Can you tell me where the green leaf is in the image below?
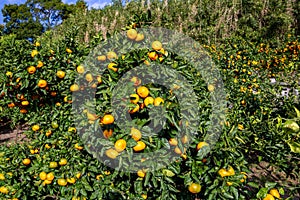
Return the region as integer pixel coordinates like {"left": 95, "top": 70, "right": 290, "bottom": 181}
{"left": 162, "top": 169, "right": 175, "bottom": 177}
{"left": 294, "top": 107, "right": 300, "bottom": 118}
{"left": 287, "top": 141, "right": 300, "bottom": 153}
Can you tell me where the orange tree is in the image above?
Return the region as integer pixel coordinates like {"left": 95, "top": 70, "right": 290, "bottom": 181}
{"left": 0, "top": 23, "right": 299, "bottom": 200}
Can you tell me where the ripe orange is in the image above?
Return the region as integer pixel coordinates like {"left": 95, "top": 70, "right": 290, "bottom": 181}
{"left": 141, "top": 194, "right": 147, "bottom": 199}
{"left": 22, "top": 158, "right": 31, "bottom": 165}
{"left": 263, "top": 194, "right": 275, "bottom": 200}
{"left": 114, "top": 139, "right": 127, "bottom": 152}
{"left": 21, "top": 100, "right": 29, "bottom": 106}
{"left": 67, "top": 177, "right": 76, "bottom": 184}
{"left": 174, "top": 146, "right": 182, "bottom": 154}
{"left": 169, "top": 138, "right": 178, "bottom": 146}
{"left": 196, "top": 141, "right": 209, "bottom": 151}
{"left": 152, "top": 41, "right": 163, "bottom": 51}
{"left": 39, "top": 172, "right": 47, "bottom": 180}
{"left": 108, "top": 63, "right": 118, "bottom": 72}
{"left": 130, "top": 94, "right": 140, "bottom": 104}
{"left": 218, "top": 168, "right": 231, "bottom": 178}
{"left": 181, "top": 135, "right": 189, "bottom": 144}
{"left": 105, "top": 148, "right": 119, "bottom": 159}
{"left": 56, "top": 70, "right": 66, "bottom": 79}
{"left": 74, "top": 143, "right": 83, "bottom": 150}
{"left": 101, "top": 114, "right": 114, "bottom": 125}
{"left": 133, "top": 141, "right": 146, "bottom": 152}
{"left": 0, "top": 173, "right": 5, "bottom": 180}
{"left": 8, "top": 102, "right": 15, "bottom": 108}
{"left": 57, "top": 178, "right": 67, "bottom": 186}
{"left": 148, "top": 51, "right": 158, "bottom": 61}
{"left": 70, "top": 84, "right": 79, "bottom": 92}
{"left": 188, "top": 183, "right": 201, "bottom": 194}
{"left": 37, "top": 80, "right": 47, "bottom": 88}
{"left": 227, "top": 166, "right": 235, "bottom": 176}
{"left": 46, "top": 172, "right": 55, "bottom": 181}
{"left": 127, "top": 29, "right": 138, "bottom": 40}
{"left": 49, "top": 161, "right": 58, "bottom": 169}
{"left": 131, "top": 127, "right": 142, "bottom": 141}
{"left": 269, "top": 188, "right": 280, "bottom": 198}
{"left": 37, "top": 61, "right": 43, "bottom": 68}
{"left": 97, "top": 55, "right": 106, "bottom": 61}
{"left": 76, "top": 65, "right": 85, "bottom": 74}
{"left": 107, "top": 51, "right": 118, "bottom": 60}
{"left": 144, "top": 96, "right": 154, "bottom": 107}
{"left": 207, "top": 84, "right": 215, "bottom": 92}
{"left": 66, "top": 48, "right": 72, "bottom": 53}
{"left": 241, "top": 100, "right": 246, "bottom": 106}
{"left": 85, "top": 73, "right": 93, "bottom": 82}
{"left": 20, "top": 109, "right": 28, "bottom": 114}
{"left": 27, "top": 66, "right": 36, "bottom": 74}
{"left": 0, "top": 186, "right": 9, "bottom": 194}
{"left": 32, "top": 125, "right": 40, "bottom": 131}
{"left": 135, "top": 33, "right": 145, "bottom": 42}
{"left": 137, "top": 170, "right": 146, "bottom": 178}
{"left": 59, "top": 158, "right": 68, "bottom": 166}
{"left": 137, "top": 86, "right": 149, "bottom": 98}
{"left": 154, "top": 97, "right": 164, "bottom": 106}
{"left": 103, "top": 129, "right": 113, "bottom": 139}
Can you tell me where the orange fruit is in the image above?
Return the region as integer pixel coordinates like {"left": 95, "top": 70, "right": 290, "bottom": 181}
{"left": 85, "top": 73, "right": 93, "bottom": 82}
{"left": 263, "top": 194, "right": 275, "bottom": 200}
{"left": 56, "top": 70, "right": 66, "bottom": 79}
{"left": 137, "top": 170, "right": 146, "bottom": 178}
{"left": 207, "top": 84, "right": 215, "bottom": 92}
{"left": 137, "top": 86, "right": 149, "bottom": 98}
{"left": 174, "top": 146, "right": 182, "bottom": 154}
{"left": 241, "top": 100, "right": 246, "bottom": 106}
{"left": 105, "top": 148, "right": 119, "bottom": 159}
{"left": 141, "top": 194, "right": 147, "bottom": 199}
{"left": 154, "top": 97, "right": 164, "bottom": 106}
{"left": 27, "top": 66, "right": 36, "bottom": 74}
{"left": 49, "top": 161, "right": 58, "bottom": 169}
{"left": 70, "top": 84, "right": 79, "bottom": 92}
{"left": 97, "top": 55, "right": 106, "bottom": 61}
{"left": 227, "top": 166, "right": 235, "bottom": 176}
{"left": 135, "top": 33, "right": 145, "bottom": 42}
{"left": 0, "top": 173, "right": 5, "bottom": 180}
{"left": 114, "top": 139, "right": 127, "bottom": 152}
{"left": 108, "top": 63, "right": 118, "bottom": 72}
{"left": 188, "top": 183, "right": 201, "bottom": 194}
{"left": 37, "top": 80, "right": 47, "bottom": 88}
{"left": 76, "top": 65, "right": 85, "bottom": 74}
{"left": 21, "top": 100, "right": 29, "bottom": 106}
{"left": 32, "top": 125, "right": 40, "bottom": 131}
{"left": 67, "top": 177, "right": 76, "bottom": 184}
{"left": 148, "top": 51, "right": 158, "bottom": 61}
{"left": 131, "top": 127, "right": 142, "bottom": 141}
{"left": 127, "top": 29, "right": 138, "bottom": 40}
{"left": 74, "top": 143, "right": 83, "bottom": 150}
{"left": 39, "top": 172, "right": 47, "bottom": 180}
{"left": 152, "top": 41, "right": 163, "bottom": 51}
{"left": 130, "top": 94, "right": 140, "bottom": 104}
{"left": 59, "top": 158, "right": 68, "bottom": 166}
{"left": 20, "top": 109, "right": 28, "bottom": 114}
{"left": 107, "top": 51, "right": 118, "bottom": 60}
{"left": 269, "top": 189, "right": 280, "bottom": 198}
{"left": 101, "top": 114, "right": 114, "bottom": 125}
{"left": 169, "top": 138, "right": 178, "bottom": 146}
{"left": 46, "top": 172, "right": 55, "bottom": 181}
{"left": 144, "top": 96, "right": 154, "bottom": 107}
{"left": 181, "top": 135, "right": 189, "bottom": 144}
{"left": 66, "top": 48, "right": 72, "bottom": 53}
{"left": 218, "top": 168, "right": 231, "bottom": 177}
{"left": 57, "top": 178, "right": 67, "bottom": 186}
{"left": 133, "top": 141, "right": 146, "bottom": 152}
{"left": 196, "top": 141, "right": 209, "bottom": 151}
{"left": 0, "top": 186, "right": 9, "bottom": 194}
{"left": 8, "top": 102, "right": 15, "bottom": 108}
{"left": 22, "top": 158, "right": 31, "bottom": 165}
{"left": 37, "top": 61, "right": 43, "bottom": 68}
{"left": 103, "top": 129, "right": 113, "bottom": 139}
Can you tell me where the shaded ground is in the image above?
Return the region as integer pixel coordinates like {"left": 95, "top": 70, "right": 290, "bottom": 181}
{"left": 0, "top": 119, "right": 28, "bottom": 145}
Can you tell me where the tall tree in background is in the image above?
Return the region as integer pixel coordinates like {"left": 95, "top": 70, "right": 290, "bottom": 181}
{"left": 1, "top": 0, "right": 86, "bottom": 40}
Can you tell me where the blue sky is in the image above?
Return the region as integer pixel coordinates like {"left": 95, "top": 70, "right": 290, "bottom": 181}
{"left": 0, "top": 0, "right": 111, "bottom": 24}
